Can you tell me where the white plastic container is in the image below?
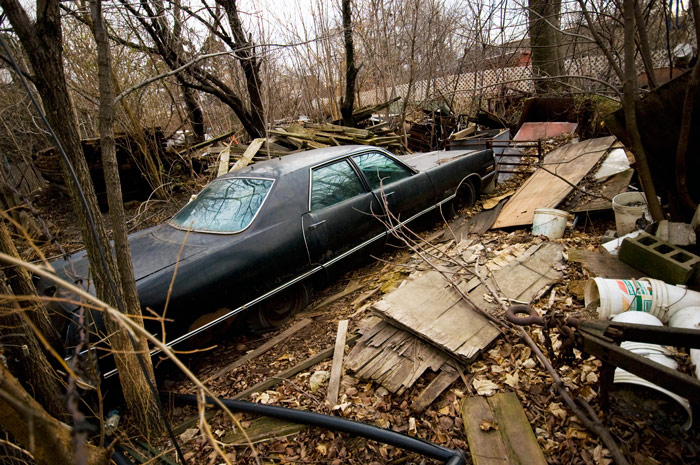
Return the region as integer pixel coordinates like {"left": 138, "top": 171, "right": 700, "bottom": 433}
{"left": 584, "top": 277, "right": 654, "bottom": 319}
{"left": 667, "top": 307, "right": 700, "bottom": 380}
{"left": 584, "top": 277, "right": 700, "bottom": 321}
{"left": 610, "top": 312, "right": 693, "bottom": 430}
{"left": 612, "top": 192, "right": 651, "bottom": 236}
{"left": 640, "top": 278, "right": 700, "bottom": 323}
{"left": 532, "top": 208, "right": 571, "bottom": 239}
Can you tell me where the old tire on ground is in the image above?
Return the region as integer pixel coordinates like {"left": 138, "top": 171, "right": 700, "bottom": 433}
{"left": 249, "top": 282, "right": 312, "bottom": 330}
{"left": 448, "top": 179, "right": 476, "bottom": 218}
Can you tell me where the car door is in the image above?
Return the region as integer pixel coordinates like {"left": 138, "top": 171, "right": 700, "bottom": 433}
{"left": 302, "top": 158, "right": 385, "bottom": 266}
{"left": 351, "top": 151, "right": 436, "bottom": 225}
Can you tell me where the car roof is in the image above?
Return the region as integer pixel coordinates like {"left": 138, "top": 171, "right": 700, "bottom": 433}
{"left": 219, "top": 145, "right": 377, "bottom": 180}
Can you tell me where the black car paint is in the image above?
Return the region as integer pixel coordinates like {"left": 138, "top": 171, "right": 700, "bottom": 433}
{"left": 41, "top": 145, "right": 495, "bottom": 357}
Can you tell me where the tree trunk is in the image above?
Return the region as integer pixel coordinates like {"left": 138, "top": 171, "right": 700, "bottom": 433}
{"left": 0, "top": 221, "right": 62, "bottom": 350}
{"left": 0, "top": 0, "right": 164, "bottom": 436}
{"left": 182, "top": 85, "right": 206, "bottom": 142}
{"left": 341, "top": 0, "right": 359, "bottom": 127}
{"left": 622, "top": 0, "right": 664, "bottom": 220}
{"left": 0, "top": 363, "right": 109, "bottom": 465}
{"left": 90, "top": 0, "right": 165, "bottom": 436}
{"left": 0, "top": 233, "right": 65, "bottom": 421}
{"left": 528, "top": 0, "right": 563, "bottom": 94}
{"left": 217, "top": 0, "right": 266, "bottom": 138}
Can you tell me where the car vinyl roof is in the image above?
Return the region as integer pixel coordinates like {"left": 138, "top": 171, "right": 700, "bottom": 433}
{"left": 219, "top": 145, "right": 374, "bottom": 180}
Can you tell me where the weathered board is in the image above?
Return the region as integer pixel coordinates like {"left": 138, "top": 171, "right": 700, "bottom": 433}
{"left": 372, "top": 271, "right": 501, "bottom": 363}
{"left": 205, "top": 318, "right": 312, "bottom": 384}
{"left": 327, "top": 319, "right": 349, "bottom": 405}
{"left": 345, "top": 319, "right": 460, "bottom": 410}
{"left": 462, "top": 242, "right": 565, "bottom": 314}
{"left": 462, "top": 392, "right": 547, "bottom": 465}
{"left": 567, "top": 168, "right": 635, "bottom": 213}
{"left": 567, "top": 248, "right": 644, "bottom": 279}
{"left": 492, "top": 136, "right": 616, "bottom": 228}
{"left": 222, "top": 417, "right": 307, "bottom": 445}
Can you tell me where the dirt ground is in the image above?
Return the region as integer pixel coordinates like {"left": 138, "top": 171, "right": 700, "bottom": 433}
{"left": 24, "top": 163, "right": 700, "bottom": 464}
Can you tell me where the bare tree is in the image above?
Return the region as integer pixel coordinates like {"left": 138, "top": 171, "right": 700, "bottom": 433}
{"left": 528, "top": 0, "right": 564, "bottom": 93}
{"left": 0, "top": 0, "right": 164, "bottom": 436}
{"left": 341, "top": 0, "right": 359, "bottom": 126}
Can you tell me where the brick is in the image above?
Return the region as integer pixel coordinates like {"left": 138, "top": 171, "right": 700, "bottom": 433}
{"left": 619, "top": 231, "right": 700, "bottom": 284}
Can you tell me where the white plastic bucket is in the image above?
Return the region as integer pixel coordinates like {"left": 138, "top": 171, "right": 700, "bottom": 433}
{"left": 640, "top": 278, "right": 700, "bottom": 323}
{"left": 612, "top": 192, "right": 651, "bottom": 236}
{"left": 584, "top": 278, "right": 654, "bottom": 319}
{"left": 668, "top": 307, "right": 700, "bottom": 380}
{"left": 610, "top": 312, "right": 693, "bottom": 430}
{"left": 584, "top": 277, "right": 700, "bottom": 321}
{"left": 532, "top": 208, "right": 571, "bottom": 239}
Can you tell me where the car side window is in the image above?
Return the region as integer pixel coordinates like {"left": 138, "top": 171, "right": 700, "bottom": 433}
{"left": 311, "top": 159, "right": 366, "bottom": 211}
{"left": 352, "top": 152, "right": 412, "bottom": 190}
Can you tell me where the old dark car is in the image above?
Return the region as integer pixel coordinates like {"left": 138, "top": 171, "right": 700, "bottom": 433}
{"left": 39, "top": 145, "right": 494, "bottom": 363}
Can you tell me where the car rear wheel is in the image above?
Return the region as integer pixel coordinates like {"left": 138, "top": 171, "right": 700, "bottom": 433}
{"left": 449, "top": 179, "right": 476, "bottom": 217}
{"left": 249, "top": 282, "right": 312, "bottom": 330}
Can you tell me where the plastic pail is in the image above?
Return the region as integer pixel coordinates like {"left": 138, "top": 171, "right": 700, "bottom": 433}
{"left": 668, "top": 307, "right": 700, "bottom": 380}
{"left": 611, "top": 312, "right": 693, "bottom": 430}
{"left": 612, "top": 192, "right": 651, "bottom": 236}
{"left": 532, "top": 208, "right": 571, "bottom": 239}
{"left": 584, "top": 278, "right": 654, "bottom": 319}
{"left": 640, "top": 278, "right": 700, "bottom": 323}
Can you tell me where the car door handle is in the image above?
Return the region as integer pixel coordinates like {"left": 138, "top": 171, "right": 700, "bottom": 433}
{"left": 308, "top": 220, "right": 326, "bottom": 230}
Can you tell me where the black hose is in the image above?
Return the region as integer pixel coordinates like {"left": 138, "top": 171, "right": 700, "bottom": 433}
{"left": 171, "top": 393, "right": 466, "bottom": 465}
{"left": 111, "top": 445, "right": 135, "bottom": 465}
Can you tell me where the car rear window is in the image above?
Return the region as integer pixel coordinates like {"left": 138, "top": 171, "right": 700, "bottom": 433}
{"left": 170, "top": 178, "right": 273, "bottom": 233}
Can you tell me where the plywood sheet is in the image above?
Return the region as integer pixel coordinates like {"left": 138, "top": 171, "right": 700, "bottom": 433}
{"left": 492, "top": 136, "right": 616, "bottom": 228}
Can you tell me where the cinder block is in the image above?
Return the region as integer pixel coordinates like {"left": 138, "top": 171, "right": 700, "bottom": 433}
{"left": 619, "top": 231, "right": 700, "bottom": 284}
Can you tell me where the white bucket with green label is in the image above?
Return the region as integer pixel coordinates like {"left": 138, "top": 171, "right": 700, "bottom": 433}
{"left": 584, "top": 278, "right": 654, "bottom": 319}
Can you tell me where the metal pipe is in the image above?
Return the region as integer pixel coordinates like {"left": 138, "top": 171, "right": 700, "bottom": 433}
{"left": 171, "top": 394, "right": 466, "bottom": 465}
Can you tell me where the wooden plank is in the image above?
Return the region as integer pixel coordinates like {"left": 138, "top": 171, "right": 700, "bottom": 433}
{"left": 231, "top": 334, "right": 359, "bottom": 401}
{"left": 567, "top": 249, "right": 644, "bottom": 279}
{"left": 492, "top": 136, "right": 616, "bottom": 228}
{"left": 464, "top": 242, "right": 564, "bottom": 314}
{"left": 462, "top": 395, "right": 509, "bottom": 465}
{"left": 411, "top": 365, "right": 459, "bottom": 412}
{"left": 441, "top": 199, "right": 506, "bottom": 241}
{"left": 345, "top": 320, "right": 450, "bottom": 394}
{"left": 302, "top": 280, "right": 365, "bottom": 313}
{"left": 230, "top": 138, "right": 264, "bottom": 173}
{"left": 217, "top": 145, "right": 231, "bottom": 177}
{"left": 205, "top": 318, "right": 312, "bottom": 383}
{"left": 222, "top": 417, "right": 307, "bottom": 445}
{"left": 327, "top": 320, "right": 349, "bottom": 405}
{"left": 489, "top": 392, "right": 547, "bottom": 465}
{"left": 569, "top": 168, "right": 634, "bottom": 212}
{"left": 372, "top": 271, "right": 501, "bottom": 363}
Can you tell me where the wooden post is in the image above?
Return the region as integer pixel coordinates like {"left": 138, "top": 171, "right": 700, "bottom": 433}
{"left": 327, "top": 320, "right": 349, "bottom": 406}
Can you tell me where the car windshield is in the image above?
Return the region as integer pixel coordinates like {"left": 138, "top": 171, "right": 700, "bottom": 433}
{"left": 170, "top": 178, "right": 274, "bottom": 233}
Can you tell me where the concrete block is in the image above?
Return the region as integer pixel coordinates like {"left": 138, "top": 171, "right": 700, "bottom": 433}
{"left": 618, "top": 231, "right": 700, "bottom": 284}
{"left": 655, "top": 220, "right": 697, "bottom": 246}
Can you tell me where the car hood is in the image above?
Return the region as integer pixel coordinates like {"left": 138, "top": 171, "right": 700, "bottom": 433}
{"left": 50, "top": 225, "right": 209, "bottom": 285}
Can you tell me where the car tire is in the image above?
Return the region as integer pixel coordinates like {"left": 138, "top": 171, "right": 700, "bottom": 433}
{"left": 449, "top": 179, "right": 476, "bottom": 218}
{"left": 250, "top": 282, "right": 312, "bottom": 330}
